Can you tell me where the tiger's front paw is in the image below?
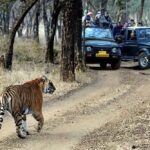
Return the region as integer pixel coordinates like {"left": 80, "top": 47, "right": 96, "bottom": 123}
{"left": 17, "top": 127, "right": 27, "bottom": 139}
{"left": 26, "top": 131, "right": 30, "bottom": 135}
{"left": 37, "top": 126, "right": 42, "bottom": 132}
{"left": 17, "top": 129, "right": 27, "bottom": 139}
{"left": 37, "top": 123, "right": 42, "bottom": 132}
{"left": 23, "top": 129, "right": 30, "bottom": 135}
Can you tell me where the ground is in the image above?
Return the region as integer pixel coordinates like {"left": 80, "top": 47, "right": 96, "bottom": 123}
{"left": 1, "top": 62, "right": 150, "bottom": 150}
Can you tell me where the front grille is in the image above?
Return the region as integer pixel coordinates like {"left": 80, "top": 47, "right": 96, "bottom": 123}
{"left": 93, "top": 47, "right": 112, "bottom": 53}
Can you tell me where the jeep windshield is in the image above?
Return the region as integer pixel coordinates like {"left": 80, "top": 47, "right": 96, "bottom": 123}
{"left": 84, "top": 27, "right": 113, "bottom": 40}
{"left": 138, "top": 28, "right": 150, "bottom": 40}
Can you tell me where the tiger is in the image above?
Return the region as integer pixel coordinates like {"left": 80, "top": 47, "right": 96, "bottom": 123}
{"left": 0, "top": 75, "right": 56, "bottom": 138}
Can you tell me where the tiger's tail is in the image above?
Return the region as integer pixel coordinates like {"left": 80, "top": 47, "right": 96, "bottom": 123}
{"left": 0, "top": 96, "right": 5, "bottom": 129}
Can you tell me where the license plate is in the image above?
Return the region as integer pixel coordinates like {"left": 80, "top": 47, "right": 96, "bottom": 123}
{"left": 96, "top": 51, "right": 109, "bottom": 57}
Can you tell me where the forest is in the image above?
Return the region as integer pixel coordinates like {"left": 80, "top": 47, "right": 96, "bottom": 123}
{"left": 0, "top": 0, "right": 147, "bottom": 81}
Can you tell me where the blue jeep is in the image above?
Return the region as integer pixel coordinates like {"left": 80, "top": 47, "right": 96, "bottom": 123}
{"left": 83, "top": 27, "right": 121, "bottom": 69}
{"left": 119, "top": 27, "right": 150, "bottom": 69}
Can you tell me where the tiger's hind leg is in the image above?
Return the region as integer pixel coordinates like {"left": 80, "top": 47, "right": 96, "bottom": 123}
{"left": 0, "top": 105, "right": 5, "bottom": 129}
{"left": 32, "top": 112, "right": 44, "bottom": 132}
{"left": 13, "top": 112, "right": 27, "bottom": 138}
{"left": 22, "top": 115, "right": 29, "bottom": 135}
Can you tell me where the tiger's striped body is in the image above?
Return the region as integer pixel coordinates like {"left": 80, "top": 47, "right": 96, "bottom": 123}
{"left": 0, "top": 76, "right": 55, "bottom": 138}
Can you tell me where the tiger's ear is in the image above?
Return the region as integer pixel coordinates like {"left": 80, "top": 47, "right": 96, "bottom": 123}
{"left": 41, "top": 75, "right": 48, "bottom": 82}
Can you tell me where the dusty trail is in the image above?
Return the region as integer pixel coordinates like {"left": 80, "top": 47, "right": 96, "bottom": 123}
{"left": 0, "top": 63, "right": 150, "bottom": 150}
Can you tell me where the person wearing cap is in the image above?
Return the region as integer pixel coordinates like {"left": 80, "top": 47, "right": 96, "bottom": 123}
{"left": 94, "top": 11, "right": 101, "bottom": 26}
{"left": 95, "top": 11, "right": 101, "bottom": 19}
{"left": 83, "top": 12, "right": 94, "bottom": 27}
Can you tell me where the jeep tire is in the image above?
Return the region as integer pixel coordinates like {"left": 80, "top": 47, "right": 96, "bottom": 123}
{"left": 100, "top": 62, "right": 107, "bottom": 69}
{"left": 111, "top": 59, "right": 121, "bottom": 70}
{"left": 138, "top": 52, "right": 150, "bottom": 69}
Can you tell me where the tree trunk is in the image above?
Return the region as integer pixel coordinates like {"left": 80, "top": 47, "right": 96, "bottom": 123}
{"left": 60, "top": 0, "right": 76, "bottom": 82}
{"left": 1, "top": 2, "right": 13, "bottom": 35}
{"left": 75, "top": 0, "right": 85, "bottom": 71}
{"left": 33, "top": 1, "right": 40, "bottom": 42}
{"left": 57, "top": 16, "right": 62, "bottom": 39}
{"left": 25, "top": 12, "right": 32, "bottom": 37}
{"left": 101, "top": 0, "right": 108, "bottom": 11}
{"left": 139, "top": 0, "right": 145, "bottom": 22}
{"left": 17, "top": 23, "right": 23, "bottom": 37}
{"left": 5, "top": 0, "right": 38, "bottom": 70}
{"left": 42, "top": 0, "right": 49, "bottom": 44}
{"left": 45, "top": 0, "right": 62, "bottom": 63}
{"left": 2, "top": 11, "right": 9, "bottom": 34}
{"left": 116, "top": 0, "right": 127, "bottom": 23}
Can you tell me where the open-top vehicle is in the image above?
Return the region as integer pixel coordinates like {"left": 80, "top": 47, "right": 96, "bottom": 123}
{"left": 83, "top": 27, "right": 121, "bottom": 69}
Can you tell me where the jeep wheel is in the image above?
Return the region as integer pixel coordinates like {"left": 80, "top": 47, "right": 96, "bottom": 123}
{"left": 138, "top": 52, "right": 150, "bottom": 69}
{"left": 111, "top": 59, "right": 121, "bottom": 70}
{"left": 100, "top": 62, "right": 107, "bottom": 69}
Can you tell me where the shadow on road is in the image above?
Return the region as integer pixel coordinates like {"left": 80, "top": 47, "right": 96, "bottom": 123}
{"left": 86, "top": 64, "right": 114, "bottom": 71}
{"left": 88, "top": 66, "right": 113, "bottom": 71}
{"left": 121, "top": 65, "right": 141, "bottom": 70}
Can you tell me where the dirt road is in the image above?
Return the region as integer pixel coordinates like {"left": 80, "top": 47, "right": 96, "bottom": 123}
{"left": 1, "top": 62, "right": 150, "bottom": 150}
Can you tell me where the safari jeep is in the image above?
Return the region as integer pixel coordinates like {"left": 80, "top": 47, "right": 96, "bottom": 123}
{"left": 83, "top": 27, "right": 121, "bottom": 69}
{"left": 118, "top": 27, "right": 150, "bottom": 69}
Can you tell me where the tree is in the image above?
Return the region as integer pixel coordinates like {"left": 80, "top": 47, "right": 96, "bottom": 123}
{"left": 139, "top": 0, "right": 145, "bottom": 22}
{"left": 101, "top": 0, "right": 108, "bottom": 11}
{"left": 42, "top": 0, "right": 50, "bottom": 44}
{"left": 114, "top": 0, "right": 129, "bottom": 23}
{"left": 0, "top": 0, "right": 15, "bottom": 34}
{"left": 45, "top": 0, "right": 63, "bottom": 63}
{"left": 33, "top": 1, "right": 40, "bottom": 42}
{"left": 74, "top": 0, "right": 85, "bottom": 71}
{"left": 5, "top": 0, "right": 39, "bottom": 70}
{"left": 60, "top": 0, "right": 76, "bottom": 82}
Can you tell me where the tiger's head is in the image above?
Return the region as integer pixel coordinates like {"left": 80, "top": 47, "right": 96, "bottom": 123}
{"left": 40, "top": 75, "right": 56, "bottom": 94}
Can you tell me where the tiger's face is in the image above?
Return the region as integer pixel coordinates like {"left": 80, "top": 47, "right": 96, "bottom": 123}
{"left": 41, "top": 76, "right": 56, "bottom": 94}
{"left": 44, "top": 80, "right": 56, "bottom": 94}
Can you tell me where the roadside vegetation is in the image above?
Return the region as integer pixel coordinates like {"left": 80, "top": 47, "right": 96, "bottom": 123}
{"left": 0, "top": 35, "right": 92, "bottom": 97}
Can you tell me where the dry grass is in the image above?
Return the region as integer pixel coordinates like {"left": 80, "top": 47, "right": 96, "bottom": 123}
{"left": 0, "top": 36, "right": 92, "bottom": 99}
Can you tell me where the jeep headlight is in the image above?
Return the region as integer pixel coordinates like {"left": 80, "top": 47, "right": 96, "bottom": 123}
{"left": 112, "top": 48, "right": 118, "bottom": 53}
{"left": 86, "top": 46, "right": 92, "bottom": 52}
